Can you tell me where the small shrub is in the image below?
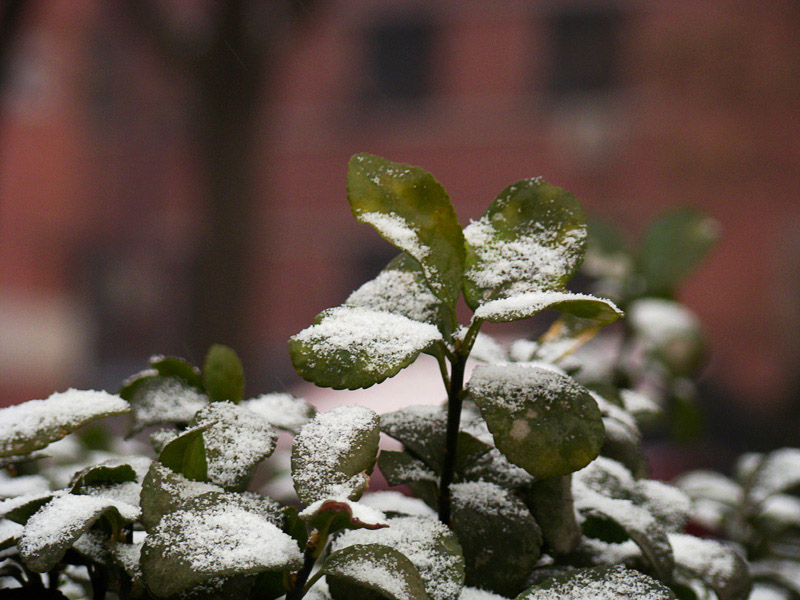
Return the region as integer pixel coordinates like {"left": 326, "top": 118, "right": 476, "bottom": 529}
{"left": 0, "top": 154, "right": 796, "bottom": 599}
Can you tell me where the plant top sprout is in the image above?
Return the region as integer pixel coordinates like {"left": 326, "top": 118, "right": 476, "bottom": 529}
{"left": 0, "top": 154, "right": 797, "bottom": 600}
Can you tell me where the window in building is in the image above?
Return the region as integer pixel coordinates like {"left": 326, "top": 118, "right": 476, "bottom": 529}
{"left": 364, "top": 16, "right": 437, "bottom": 106}
{"left": 548, "top": 7, "right": 622, "bottom": 96}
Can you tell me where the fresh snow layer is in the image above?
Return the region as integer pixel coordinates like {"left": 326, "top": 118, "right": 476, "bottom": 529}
{"left": 347, "top": 266, "right": 441, "bottom": 325}
{"left": 242, "top": 392, "right": 314, "bottom": 433}
{"left": 474, "top": 291, "right": 620, "bottom": 322}
{"left": 0, "top": 389, "right": 129, "bottom": 456}
{"left": 359, "top": 491, "right": 437, "bottom": 518}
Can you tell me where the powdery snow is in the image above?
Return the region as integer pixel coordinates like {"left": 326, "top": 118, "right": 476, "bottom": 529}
{"left": 145, "top": 504, "right": 302, "bottom": 577}
{"left": 460, "top": 587, "right": 506, "bottom": 600}
{"left": 292, "top": 406, "right": 379, "bottom": 502}
{"left": 474, "top": 291, "right": 620, "bottom": 323}
{"left": 333, "top": 516, "right": 464, "bottom": 600}
{"left": 359, "top": 212, "right": 428, "bottom": 263}
{"left": 292, "top": 307, "right": 442, "bottom": 377}
{"left": 359, "top": 491, "right": 437, "bottom": 518}
{"left": 242, "top": 392, "right": 314, "bottom": 433}
{"left": 0, "top": 389, "right": 129, "bottom": 457}
{"left": 464, "top": 207, "right": 584, "bottom": 301}
{"left": 0, "top": 472, "right": 50, "bottom": 498}
{"left": 628, "top": 298, "right": 700, "bottom": 345}
{"left": 519, "top": 564, "right": 673, "bottom": 599}
{"left": 347, "top": 266, "right": 441, "bottom": 325}
{"left": 130, "top": 378, "right": 207, "bottom": 430}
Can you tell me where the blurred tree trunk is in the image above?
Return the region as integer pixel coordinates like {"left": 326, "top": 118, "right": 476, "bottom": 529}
{"left": 126, "top": 0, "right": 311, "bottom": 379}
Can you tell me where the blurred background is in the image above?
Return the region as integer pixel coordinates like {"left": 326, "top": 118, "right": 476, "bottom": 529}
{"left": 1, "top": 1, "right": 799, "bottom": 465}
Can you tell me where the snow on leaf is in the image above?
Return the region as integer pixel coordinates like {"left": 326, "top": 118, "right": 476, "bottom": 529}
{"left": 749, "top": 449, "right": 800, "bottom": 504}
{"left": 572, "top": 477, "right": 675, "bottom": 582}
{"left": 634, "top": 480, "right": 692, "bottom": 533}
{"left": 140, "top": 498, "right": 303, "bottom": 598}
{"left": 516, "top": 564, "right": 676, "bottom": 599}
{"left": 460, "top": 587, "right": 506, "bottom": 600}
{"left": 451, "top": 481, "right": 542, "bottom": 597}
{"left": 468, "top": 364, "right": 604, "bottom": 479}
{"left": 290, "top": 306, "right": 442, "bottom": 390}
{"left": 346, "top": 253, "right": 447, "bottom": 331}
{"left": 333, "top": 516, "right": 465, "bottom": 600}
{"left": 126, "top": 376, "right": 208, "bottom": 435}
{"left": 292, "top": 406, "right": 380, "bottom": 505}
{"left": 242, "top": 392, "right": 315, "bottom": 434}
{"left": 191, "top": 402, "right": 278, "bottom": 491}
{"left": 0, "top": 389, "right": 129, "bottom": 458}
{"left": 0, "top": 471, "right": 50, "bottom": 499}
{"left": 19, "top": 493, "right": 139, "bottom": 572}
{"left": 140, "top": 461, "right": 223, "bottom": 532}
{"left": 324, "top": 543, "right": 430, "bottom": 600}
{"left": 669, "top": 533, "right": 751, "bottom": 600}
{"left": 462, "top": 178, "right": 586, "bottom": 309}
{"left": 473, "top": 291, "right": 622, "bottom": 325}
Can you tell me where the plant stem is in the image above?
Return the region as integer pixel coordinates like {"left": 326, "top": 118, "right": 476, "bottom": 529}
{"left": 437, "top": 353, "right": 467, "bottom": 525}
{"left": 286, "top": 526, "right": 329, "bottom": 600}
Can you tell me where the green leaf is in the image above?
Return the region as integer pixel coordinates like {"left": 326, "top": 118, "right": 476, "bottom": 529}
{"left": 748, "top": 449, "right": 800, "bottom": 504}
{"left": 451, "top": 481, "right": 542, "bottom": 597}
{"left": 346, "top": 252, "right": 450, "bottom": 335}
{"left": 0, "top": 390, "right": 129, "bottom": 458}
{"left": 669, "top": 533, "right": 751, "bottom": 600}
{"left": 70, "top": 462, "right": 137, "bottom": 494}
{"left": 468, "top": 364, "right": 604, "bottom": 479}
{"left": 140, "top": 461, "right": 222, "bottom": 532}
{"left": 515, "top": 565, "right": 677, "bottom": 599}
{"left": 191, "top": 402, "right": 278, "bottom": 491}
{"left": 292, "top": 406, "right": 380, "bottom": 505}
{"left": 125, "top": 375, "right": 208, "bottom": 435}
{"left": 332, "top": 516, "right": 465, "bottom": 600}
{"left": 203, "top": 345, "right": 245, "bottom": 404}
{"left": 149, "top": 355, "right": 204, "bottom": 389}
{"left": 347, "top": 153, "right": 465, "bottom": 311}
{"left": 299, "top": 498, "right": 388, "bottom": 534}
{"left": 0, "top": 520, "right": 22, "bottom": 552}
{"left": 380, "top": 406, "right": 492, "bottom": 474}
{"left": 463, "top": 178, "right": 587, "bottom": 309}
{"left": 473, "top": 290, "right": 622, "bottom": 325}
{"left": 290, "top": 307, "right": 442, "bottom": 390}
{"left": 525, "top": 475, "right": 582, "bottom": 556}
{"left": 0, "top": 491, "right": 57, "bottom": 524}
{"left": 140, "top": 494, "right": 303, "bottom": 598}
{"left": 158, "top": 425, "right": 209, "bottom": 482}
{"left": 19, "top": 494, "right": 139, "bottom": 572}
{"left": 573, "top": 478, "right": 675, "bottom": 582}
{"left": 459, "top": 447, "right": 534, "bottom": 491}
{"left": 283, "top": 505, "right": 309, "bottom": 548}
{"left": 637, "top": 208, "right": 719, "bottom": 296}
{"left": 325, "top": 543, "right": 430, "bottom": 600}
{"left": 377, "top": 450, "right": 438, "bottom": 508}
{"left": 531, "top": 314, "right": 604, "bottom": 364}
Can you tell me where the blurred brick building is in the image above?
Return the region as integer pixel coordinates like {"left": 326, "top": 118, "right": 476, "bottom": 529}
{"left": 1, "top": 0, "right": 800, "bottom": 444}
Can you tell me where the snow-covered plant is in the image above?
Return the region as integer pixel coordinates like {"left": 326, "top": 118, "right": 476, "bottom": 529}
{"left": 676, "top": 449, "right": 800, "bottom": 599}
{"left": 0, "top": 154, "right": 786, "bottom": 600}
{"left": 580, "top": 210, "right": 719, "bottom": 441}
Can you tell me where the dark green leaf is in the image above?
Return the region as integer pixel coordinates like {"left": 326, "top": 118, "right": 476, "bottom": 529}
{"left": 203, "top": 345, "right": 245, "bottom": 404}
{"left": 0, "top": 390, "right": 129, "bottom": 458}
{"left": 283, "top": 505, "right": 308, "bottom": 548}
{"left": 469, "top": 364, "right": 604, "bottom": 479}
{"left": 458, "top": 447, "right": 534, "bottom": 491}
{"left": 377, "top": 450, "right": 438, "bottom": 508}
{"left": 289, "top": 306, "right": 441, "bottom": 390}
{"left": 525, "top": 475, "right": 582, "bottom": 555}
{"left": 637, "top": 208, "right": 719, "bottom": 296}
{"left": 473, "top": 291, "right": 622, "bottom": 325}
{"left": 325, "top": 543, "right": 430, "bottom": 600}
{"left": 451, "top": 481, "right": 542, "bottom": 597}
{"left": 573, "top": 481, "right": 675, "bottom": 582}
{"left": 291, "top": 406, "right": 380, "bottom": 505}
{"left": 347, "top": 153, "right": 465, "bottom": 311}
{"left": 140, "top": 494, "right": 303, "bottom": 598}
{"left": 140, "top": 461, "right": 222, "bottom": 532}
{"left": 0, "top": 491, "right": 56, "bottom": 524}
{"left": 191, "top": 402, "right": 278, "bottom": 491}
{"left": 70, "top": 462, "right": 137, "bottom": 494}
{"left": 158, "top": 425, "right": 209, "bottom": 482}
{"left": 150, "top": 355, "right": 204, "bottom": 389}
{"left": 380, "top": 406, "right": 491, "bottom": 474}
{"left": 332, "top": 516, "right": 464, "bottom": 600}
{"left": 463, "top": 178, "right": 587, "bottom": 309}
{"left": 19, "top": 494, "right": 139, "bottom": 572}
{"left": 515, "top": 565, "right": 676, "bottom": 599}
